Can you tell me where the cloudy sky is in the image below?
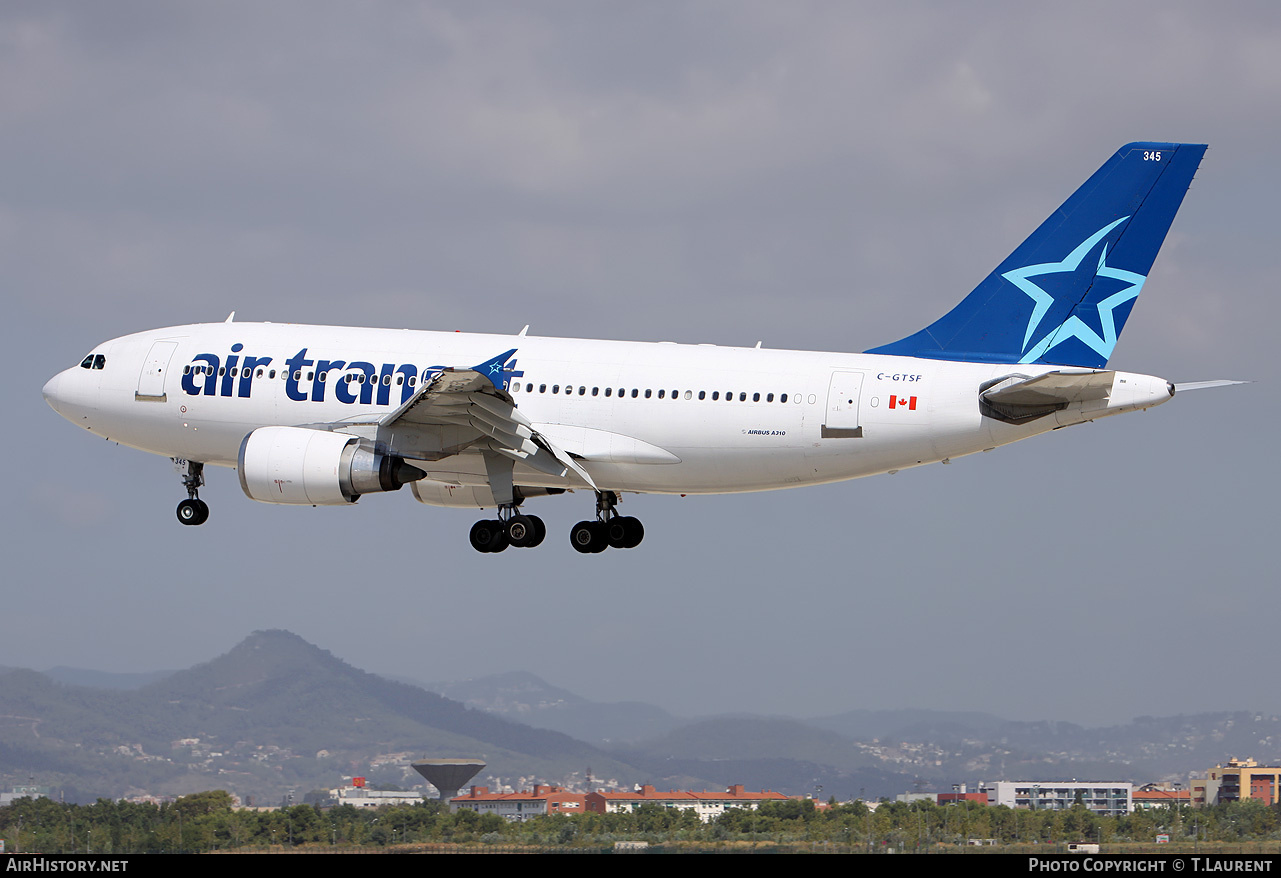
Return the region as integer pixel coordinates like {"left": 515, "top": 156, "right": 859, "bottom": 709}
{"left": 4, "top": 1, "right": 1277, "bottom": 730}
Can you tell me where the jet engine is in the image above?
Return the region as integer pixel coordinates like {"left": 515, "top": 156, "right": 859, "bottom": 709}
{"left": 237, "top": 426, "right": 425, "bottom": 505}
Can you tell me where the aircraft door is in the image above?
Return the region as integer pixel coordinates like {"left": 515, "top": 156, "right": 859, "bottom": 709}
{"left": 822, "top": 371, "right": 865, "bottom": 438}
{"left": 136, "top": 341, "right": 178, "bottom": 401}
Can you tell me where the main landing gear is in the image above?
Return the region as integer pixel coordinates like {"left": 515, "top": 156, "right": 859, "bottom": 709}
{"left": 468, "top": 491, "right": 644, "bottom": 553}
{"left": 569, "top": 491, "right": 644, "bottom": 554}
{"left": 175, "top": 460, "right": 209, "bottom": 526}
{"left": 469, "top": 508, "right": 547, "bottom": 553}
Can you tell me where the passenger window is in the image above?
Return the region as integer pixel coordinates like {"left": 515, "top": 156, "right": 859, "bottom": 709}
{"left": 645, "top": 389, "right": 652, "bottom": 399}
{"left": 658, "top": 389, "right": 665, "bottom": 399}
{"left": 698, "top": 391, "right": 705, "bottom": 400}
{"left": 753, "top": 393, "right": 760, "bottom": 402}
{"left": 592, "top": 387, "right": 599, "bottom": 396}
{"left": 578, "top": 386, "right": 586, "bottom": 395}
{"left": 605, "top": 387, "right": 612, "bottom": 397}
{"left": 631, "top": 389, "right": 638, "bottom": 398}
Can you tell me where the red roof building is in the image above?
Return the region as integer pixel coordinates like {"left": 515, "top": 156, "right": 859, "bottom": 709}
{"left": 1132, "top": 788, "right": 1191, "bottom": 809}
{"left": 586, "top": 784, "right": 788, "bottom": 822}
{"left": 450, "top": 784, "right": 586, "bottom": 822}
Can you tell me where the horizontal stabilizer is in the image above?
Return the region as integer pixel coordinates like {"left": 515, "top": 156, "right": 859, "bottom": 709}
{"left": 979, "top": 370, "right": 1116, "bottom": 424}
{"left": 1173, "top": 379, "right": 1250, "bottom": 393}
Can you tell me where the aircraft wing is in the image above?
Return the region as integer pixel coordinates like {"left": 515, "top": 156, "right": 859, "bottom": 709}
{"left": 377, "top": 359, "right": 598, "bottom": 490}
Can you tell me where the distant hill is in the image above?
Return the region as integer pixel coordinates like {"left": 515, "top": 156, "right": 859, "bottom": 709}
{"left": 808, "top": 708, "right": 1010, "bottom": 742}
{"left": 8, "top": 634, "right": 1280, "bottom": 806}
{"left": 41, "top": 667, "right": 175, "bottom": 690}
{"left": 0, "top": 630, "right": 642, "bottom": 803}
{"left": 428, "top": 675, "right": 1281, "bottom": 796}
{"left": 423, "top": 670, "right": 682, "bottom": 744}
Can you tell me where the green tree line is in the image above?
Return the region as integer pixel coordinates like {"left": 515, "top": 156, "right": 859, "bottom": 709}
{"left": 2, "top": 792, "right": 1278, "bottom": 853}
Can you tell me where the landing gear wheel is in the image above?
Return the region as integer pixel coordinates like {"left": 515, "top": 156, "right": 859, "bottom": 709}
{"left": 506, "top": 515, "right": 536, "bottom": 548}
{"left": 612, "top": 515, "right": 643, "bottom": 549}
{"left": 176, "top": 498, "right": 208, "bottom": 526}
{"left": 488, "top": 525, "right": 510, "bottom": 553}
{"left": 470, "top": 519, "right": 509, "bottom": 553}
{"left": 570, "top": 520, "right": 608, "bottom": 554}
{"left": 528, "top": 515, "right": 546, "bottom": 547}
{"left": 588, "top": 521, "right": 608, "bottom": 553}
{"left": 175, "top": 460, "right": 207, "bottom": 526}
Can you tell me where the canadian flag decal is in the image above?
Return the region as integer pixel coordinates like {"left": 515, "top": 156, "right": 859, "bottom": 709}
{"left": 889, "top": 395, "right": 917, "bottom": 410}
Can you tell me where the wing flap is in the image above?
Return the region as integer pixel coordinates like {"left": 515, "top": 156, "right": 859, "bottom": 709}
{"left": 378, "top": 362, "right": 598, "bottom": 492}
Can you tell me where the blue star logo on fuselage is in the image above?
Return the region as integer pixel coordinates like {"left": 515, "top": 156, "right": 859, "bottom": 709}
{"left": 1001, "top": 217, "right": 1146, "bottom": 365}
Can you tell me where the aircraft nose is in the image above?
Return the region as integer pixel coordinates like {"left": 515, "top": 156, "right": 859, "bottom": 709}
{"left": 42, "top": 372, "right": 64, "bottom": 413}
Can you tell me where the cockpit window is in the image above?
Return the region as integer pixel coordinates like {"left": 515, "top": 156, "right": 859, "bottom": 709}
{"left": 93, "top": 354, "right": 106, "bottom": 370}
{"left": 80, "top": 355, "right": 94, "bottom": 369}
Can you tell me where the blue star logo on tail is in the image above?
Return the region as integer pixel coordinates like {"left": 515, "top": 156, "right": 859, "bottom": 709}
{"left": 1001, "top": 217, "right": 1146, "bottom": 365}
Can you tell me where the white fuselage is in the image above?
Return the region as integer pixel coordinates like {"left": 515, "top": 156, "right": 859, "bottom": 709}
{"left": 42, "top": 321, "right": 1175, "bottom": 500}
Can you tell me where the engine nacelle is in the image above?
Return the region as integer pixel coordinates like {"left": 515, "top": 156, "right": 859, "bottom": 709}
{"left": 238, "top": 426, "right": 424, "bottom": 505}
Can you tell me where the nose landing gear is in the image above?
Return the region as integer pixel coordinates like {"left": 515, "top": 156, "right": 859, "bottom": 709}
{"left": 174, "top": 459, "right": 209, "bottom": 526}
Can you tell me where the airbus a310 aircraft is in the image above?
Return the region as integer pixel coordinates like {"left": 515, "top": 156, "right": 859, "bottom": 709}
{"left": 43, "top": 142, "right": 1241, "bottom": 553}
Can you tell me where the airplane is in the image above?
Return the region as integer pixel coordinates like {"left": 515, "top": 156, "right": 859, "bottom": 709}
{"left": 43, "top": 141, "right": 1243, "bottom": 553}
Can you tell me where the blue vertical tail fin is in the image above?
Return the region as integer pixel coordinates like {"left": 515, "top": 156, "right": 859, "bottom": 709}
{"left": 866, "top": 142, "right": 1207, "bottom": 368}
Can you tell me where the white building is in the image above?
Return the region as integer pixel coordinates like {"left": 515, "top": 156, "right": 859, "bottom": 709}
{"left": 332, "top": 786, "right": 424, "bottom": 808}
{"left": 982, "top": 781, "right": 1132, "bottom": 816}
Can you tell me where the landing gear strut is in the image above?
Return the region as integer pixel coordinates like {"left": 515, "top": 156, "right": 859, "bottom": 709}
{"left": 174, "top": 459, "right": 209, "bottom": 526}
{"left": 570, "top": 491, "right": 643, "bottom": 554}
{"left": 469, "top": 502, "right": 546, "bottom": 553}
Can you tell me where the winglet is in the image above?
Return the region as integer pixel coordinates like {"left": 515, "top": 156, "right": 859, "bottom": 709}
{"left": 470, "top": 348, "right": 520, "bottom": 390}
